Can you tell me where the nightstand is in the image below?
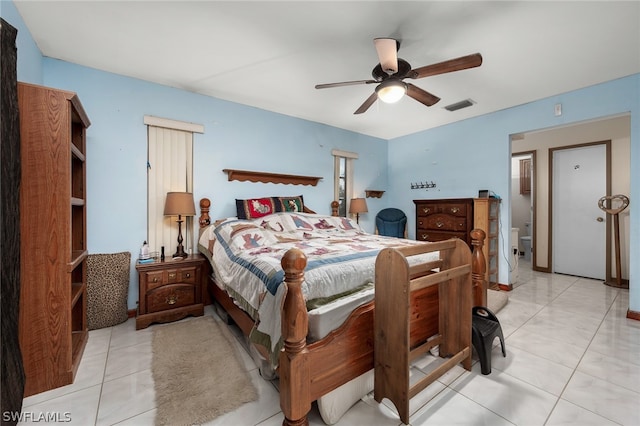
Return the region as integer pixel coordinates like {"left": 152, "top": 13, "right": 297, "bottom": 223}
{"left": 135, "top": 254, "right": 205, "bottom": 330}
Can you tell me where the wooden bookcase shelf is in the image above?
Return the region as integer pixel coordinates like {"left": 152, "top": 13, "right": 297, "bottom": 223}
{"left": 18, "top": 82, "right": 91, "bottom": 396}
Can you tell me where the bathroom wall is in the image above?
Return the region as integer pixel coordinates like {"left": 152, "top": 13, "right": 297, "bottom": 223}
{"left": 511, "top": 154, "right": 533, "bottom": 253}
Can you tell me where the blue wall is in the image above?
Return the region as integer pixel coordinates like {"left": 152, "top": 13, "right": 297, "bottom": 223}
{"left": 41, "top": 59, "right": 387, "bottom": 309}
{"left": 388, "top": 74, "right": 639, "bottom": 311}
{"left": 3, "top": 3, "right": 638, "bottom": 313}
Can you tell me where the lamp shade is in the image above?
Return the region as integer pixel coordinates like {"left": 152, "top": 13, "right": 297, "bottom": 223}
{"left": 375, "top": 79, "right": 407, "bottom": 104}
{"left": 349, "top": 198, "right": 368, "bottom": 214}
{"left": 163, "top": 192, "right": 196, "bottom": 216}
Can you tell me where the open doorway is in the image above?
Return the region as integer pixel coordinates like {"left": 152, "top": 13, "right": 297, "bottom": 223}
{"left": 510, "top": 115, "right": 631, "bottom": 286}
{"left": 511, "top": 151, "right": 535, "bottom": 278}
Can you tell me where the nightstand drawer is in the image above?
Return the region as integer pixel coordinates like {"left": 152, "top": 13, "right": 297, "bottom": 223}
{"left": 145, "top": 271, "right": 165, "bottom": 291}
{"left": 178, "top": 267, "right": 196, "bottom": 284}
{"left": 146, "top": 284, "right": 195, "bottom": 313}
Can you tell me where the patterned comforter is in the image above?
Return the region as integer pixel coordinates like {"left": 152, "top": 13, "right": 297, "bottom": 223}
{"left": 198, "top": 212, "right": 438, "bottom": 366}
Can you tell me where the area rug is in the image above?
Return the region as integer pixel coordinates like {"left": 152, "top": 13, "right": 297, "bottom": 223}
{"left": 487, "top": 288, "right": 509, "bottom": 313}
{"left": 152, "top": 315, "right": 258, "bottom": 426}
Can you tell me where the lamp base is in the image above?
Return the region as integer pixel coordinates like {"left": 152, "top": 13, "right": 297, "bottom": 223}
{"left": 173, "top": 216, "right": 187, "bottom": 259}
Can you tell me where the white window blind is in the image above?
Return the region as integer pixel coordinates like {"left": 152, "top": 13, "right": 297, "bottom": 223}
{"left": 146, "top": 125, "right": 195, "bottom": 257}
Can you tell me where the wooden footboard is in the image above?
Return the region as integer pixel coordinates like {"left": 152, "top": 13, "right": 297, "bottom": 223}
{"left": 279, "top": 231, "right": 486, "bottom": 426}
{"left": 197, "top": 198, "right": 486, "bottom": 426}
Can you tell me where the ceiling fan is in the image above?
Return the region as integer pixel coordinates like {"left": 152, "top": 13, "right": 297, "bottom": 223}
{"left": 315, "top": 38, "right": 483, "bottom": 114}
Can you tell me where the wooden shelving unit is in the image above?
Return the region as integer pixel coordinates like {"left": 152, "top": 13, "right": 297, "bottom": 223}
{"left": 474, "top": 198, "right": 501, "bottom": 290}
{"left": 18, "top": 82, "right": 91, "bottom": 396}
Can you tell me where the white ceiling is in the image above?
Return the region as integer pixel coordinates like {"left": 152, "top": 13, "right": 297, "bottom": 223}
{"left": 14, "top": 1, "right": 640, "bottom": 140}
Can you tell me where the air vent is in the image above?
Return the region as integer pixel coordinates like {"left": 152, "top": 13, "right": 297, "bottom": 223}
{"left": 444, "top": 99, "right": 475, "bottom": 112}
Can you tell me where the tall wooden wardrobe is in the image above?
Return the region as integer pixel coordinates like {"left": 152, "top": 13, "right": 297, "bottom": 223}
{"left": 18, "top": 82, "right": 91, "bottom": 396}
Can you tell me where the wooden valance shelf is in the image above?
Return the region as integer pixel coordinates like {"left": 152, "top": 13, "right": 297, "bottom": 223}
{"left": 365, "top": 190, "right": 385, "bottom": 198}
{"left": 222, "top": 169, "right": 322, "bottom": 186}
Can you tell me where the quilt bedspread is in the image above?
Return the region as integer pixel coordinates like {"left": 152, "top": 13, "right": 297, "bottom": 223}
{"left": 198, "top": 211, "right": 438, "bottom": 366}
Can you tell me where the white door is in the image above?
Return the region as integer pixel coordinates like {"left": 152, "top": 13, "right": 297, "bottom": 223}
{"left": 552, "top": 144, "right": 606, "bottom": 279}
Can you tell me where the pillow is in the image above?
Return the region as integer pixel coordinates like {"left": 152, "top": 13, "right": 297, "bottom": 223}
{"left": 236, "top": 197, "right": 278, "bottom": 219}
{"left": 236, "top": 195, "right": 305, "bottom": 219}
{"left": 277, "top": 195, "right": 304, "bottom": 213}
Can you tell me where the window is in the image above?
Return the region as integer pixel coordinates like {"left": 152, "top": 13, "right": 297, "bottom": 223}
{"left": 332, "top": 149, "right": 358, "bottom": 217}
{"left": 144, "top": 116, "right": 203, "bottom": 256}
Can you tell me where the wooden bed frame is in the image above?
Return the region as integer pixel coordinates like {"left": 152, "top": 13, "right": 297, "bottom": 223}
{"left": 198, "top": 198, "right": 487, "bottom": 426}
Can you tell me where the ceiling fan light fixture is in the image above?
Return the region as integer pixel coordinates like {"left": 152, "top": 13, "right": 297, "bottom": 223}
{"left": 375, "top": 79, "right": 407, "bottom": 104}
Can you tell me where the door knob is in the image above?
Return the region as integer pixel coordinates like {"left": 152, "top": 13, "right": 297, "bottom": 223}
{"left": 596, "top": 217, "right": 604, "bottom": 222}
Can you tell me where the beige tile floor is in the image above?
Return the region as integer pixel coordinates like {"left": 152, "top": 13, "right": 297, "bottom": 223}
{"left": 19, "top": 259, "right": 640, "bottom": 425}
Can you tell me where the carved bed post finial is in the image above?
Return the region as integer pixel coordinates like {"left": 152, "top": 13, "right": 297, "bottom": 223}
{"left": 280, "top": 248, "right": 311, "bottom": 426}
{"left": 199, "top": 198, "right": 211, "bottom": 228}
{"left": 470, "top": 228, "right": 487, "bottom": 307}
{"left": 330, "top": 200, "right": 339, "bottom": 217}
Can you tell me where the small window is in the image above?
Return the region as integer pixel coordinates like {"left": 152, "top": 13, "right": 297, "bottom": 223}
{"left": 145, "top": 116, "right": 203, "bottom": 255}
{"left": 332, "top": 149, "right": 358, "bottom": 217}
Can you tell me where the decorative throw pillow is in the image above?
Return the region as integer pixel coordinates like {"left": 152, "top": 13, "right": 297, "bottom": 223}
{"left": 86, "top": 251, "right": 130, "bottom": 330}
{"left": 278, "top": 195, "right": 304, "bottom": 213}
{"left": 236, "top": 197, "right": 278, "bottom": 219}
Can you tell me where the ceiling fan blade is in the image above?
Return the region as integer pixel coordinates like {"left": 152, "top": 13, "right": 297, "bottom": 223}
{"left": 408, "top": 53, "right": 483, "bottom": 79}
{"left": 315, "top": 80, "right": 377, "bottom": 89}
{"left": 406, "top": 83, "right": 441, "bottom": 107}
{"left": 354, "top": 92, "right": 378, "bottom": 114}
{"left": 374, "top": 38, "right": 398, "bottom": 75}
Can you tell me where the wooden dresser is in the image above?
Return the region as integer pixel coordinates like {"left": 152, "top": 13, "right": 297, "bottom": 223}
{"left": 414, "top": 199, "right": 474, "bottom": 246}
{"left": 18, "top": 83, "right": 90, "bottom": 396}
{"left": 413, "top": 198, "right": 500, "bottom": 289}
{"left": 136, "top": 254, "right": 205, "bottom": 329}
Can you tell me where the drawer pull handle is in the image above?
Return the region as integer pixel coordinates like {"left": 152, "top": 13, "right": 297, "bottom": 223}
{"left": 152, "top": 277, "right": 159, "bottom": 283}
{"left": 421, "top": 234, "right": 429, "bottom": 240}
{"left": 422, "top": 207, "right": 431, "bottom": 214}
{"left": 166, "top": 295, "right": 177, "bottom": 305}
{"left": 185, "top": 273, "right": 191, "bottom": 278}
{"left": 168, "top": 272, "right": 176, "bottom": 279}
{"left": 450, "top": 207, "right": 459, "bottom": 213}
{"left": 436, "top": 221, "right": 444, "bottom": 228}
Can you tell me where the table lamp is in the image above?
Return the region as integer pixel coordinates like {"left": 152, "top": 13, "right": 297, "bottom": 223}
{"left": 164, "top": 192, "right": 196, "bottom": 258}
{"left": 349, "top": 198, "right": 368, "bottom": 224}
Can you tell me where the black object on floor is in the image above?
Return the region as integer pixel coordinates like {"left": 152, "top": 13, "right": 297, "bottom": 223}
{"left": 471, "top": 306, "right": 506, "bottom": 375}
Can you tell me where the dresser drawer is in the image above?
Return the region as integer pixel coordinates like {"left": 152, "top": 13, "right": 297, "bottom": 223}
{"left": 146, "top": 284, "right": 196, "bottom": 313}
{"left": 416, "top": 230, "right": 467, "bottom": 243}
{"left": 416, "top": 202, "right": 468, "bottom": 217}
{"left": 417, "top": 214, "right": 467, "bottom": 232}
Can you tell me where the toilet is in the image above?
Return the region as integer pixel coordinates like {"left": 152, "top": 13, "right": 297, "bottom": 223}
{"left": 520, "top": 222, "right": 532, "bottom": 261}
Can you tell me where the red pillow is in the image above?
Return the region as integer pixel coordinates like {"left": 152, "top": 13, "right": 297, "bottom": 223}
{"left": 236, "top": 197, "right": 277, "bottom": 219}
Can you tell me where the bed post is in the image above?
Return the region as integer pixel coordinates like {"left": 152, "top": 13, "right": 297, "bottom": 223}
{"left": 280, "top": 248, "right": 310, "bottom": 426}
{"left": 330, "top": 200, "right": 339, "bottom": 217}
{"left": 199, "top": 198, "right": 211, "bottom": 228}
{"left": 470, "top": 228, "right": 487, "bottom": 307}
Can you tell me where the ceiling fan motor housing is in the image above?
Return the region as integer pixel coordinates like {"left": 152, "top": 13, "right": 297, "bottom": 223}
{"left": 372, "top": 58, "right": 412, "bottom": 81}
